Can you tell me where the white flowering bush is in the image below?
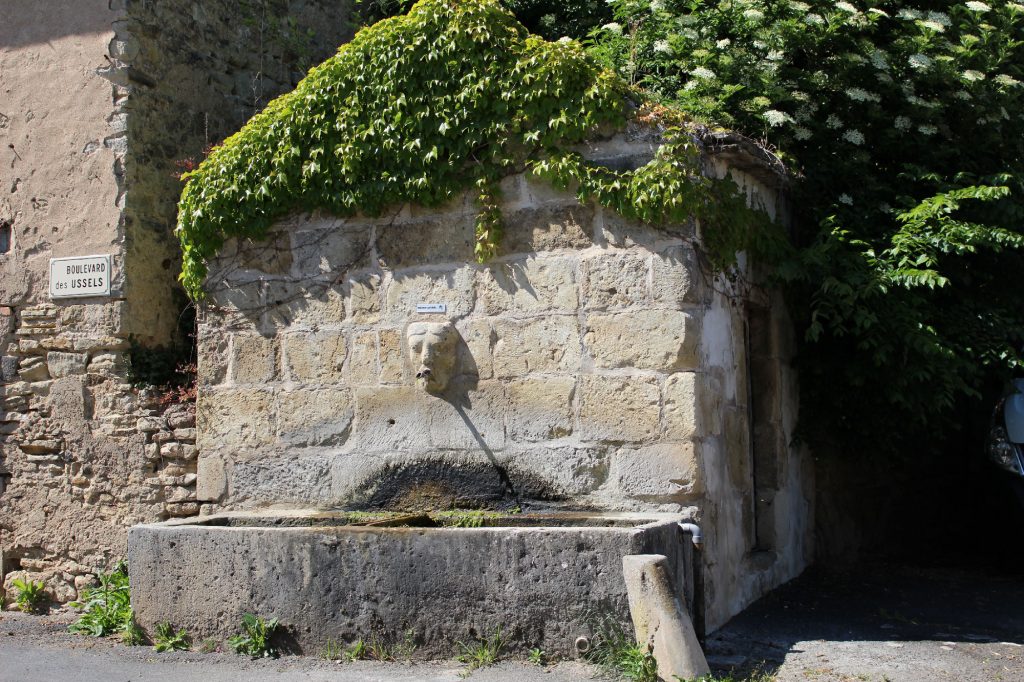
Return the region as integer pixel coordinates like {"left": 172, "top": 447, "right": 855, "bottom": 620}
{"left": 587, "top": 0, "right": 1024, "bottom": 452}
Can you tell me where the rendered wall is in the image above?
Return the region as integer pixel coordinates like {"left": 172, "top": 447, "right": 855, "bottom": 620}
{"left": 0, "top": 0, "right": 354, "bottom": 604}
{"left": 195, "top": 127, "right": 814, "bottom": 629}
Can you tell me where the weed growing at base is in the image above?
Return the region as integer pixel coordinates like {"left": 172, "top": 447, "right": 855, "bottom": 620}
{"left": 10, "top": 578, "right": 46, "bottom": 614}
{"left": 69, "top": 561, "right": 142, "bottom": 643}
{"left": 457, "top": 627, "right": 504, "bottom": 676}
{"left": 154, "top": 621, "right": 191, "bottom": 652}
{"left": 228, "top": 613, "right": 280, "bottom": 658}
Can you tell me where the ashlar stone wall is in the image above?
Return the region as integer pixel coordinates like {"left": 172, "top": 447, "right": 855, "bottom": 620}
{"left": 196, "top": 127, "right": 814, "bottom": 630}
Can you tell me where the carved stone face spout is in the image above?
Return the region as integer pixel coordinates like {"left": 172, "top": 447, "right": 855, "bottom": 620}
{"left": 407, "top": 322, "right": 458, "bottom": 394}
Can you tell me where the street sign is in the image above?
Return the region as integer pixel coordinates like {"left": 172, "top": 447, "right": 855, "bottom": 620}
{"left": 49, "top": 254, "right": 112, "bottom": 299}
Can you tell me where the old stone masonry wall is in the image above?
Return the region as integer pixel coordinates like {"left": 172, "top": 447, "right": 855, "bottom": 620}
{"left": 198, "top": 129, "right": 739, "bottom": 514}
{"left": 196, "top": 127, "right": 813, "bottom": 630}
{"left": 0, "top": 0, "right": 354, "bottom": 604}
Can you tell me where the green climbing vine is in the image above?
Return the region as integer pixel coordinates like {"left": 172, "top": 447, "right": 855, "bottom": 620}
{"left": 176, "top": 0, "right": 778, "bottom": 299}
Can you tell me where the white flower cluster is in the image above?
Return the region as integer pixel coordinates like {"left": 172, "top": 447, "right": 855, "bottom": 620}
{"left": 908, "top": 54, "right": 932, "bottom": 70}
{"left": 868, "top": 8, "right": 890, "bottom": 17}
{"left": 650, "top": 0, "right": 666, "bottom": 11}
{"left": 804, "top": 13, "right": 825, "bottom": 24}
{"left": 897, "top": 8, "right": 922, "bottom": 19}
{"left": 918, "top": 124, "right": 938, "bottom": 135}
{"left": 794, "top": 126, "right": 812, "bottom": 140}
{"left": 838, "top": 194, "right": 854, "bottom": 205}
{"left": 826, "top": 114, "right": 843, "bottom": 129}
{"left": 716, "top": 38, "right": 732, "bottom": 48}
{"left": 894, "top": 116, "right": 912, "bottom": 131}
{"left": 962, "top": 70, "right": 986, "bottom": 82}
{"left": 843, "top": 129, "right": 865, "bottom": 145}
{"left": 743, "top": 8, "right": 765, "bottom": 20}
{"left": 836, "top": 1, "right": 858, "bottom": 13}
{"left": 763, "top": 109, "right": 793, "bottom": 127}
{"left": 870, "top": 49, "right": 890, "bottom": 71}
{"left": 995, "top": 74, "right": 1022, "bottom": 87}
{"left": 789, "top": 1, "right": 810, "bottom": 11}
{"left": 846, "top": 87, "right": 880, "bottom": 102}
{"left": 653, "top": 40, "right": 673, "bottom": 55}
{"left": 965, "top": 1, "right": 991, "bottom": 12}
{"left": 602, "top": 22, "right": 623, "bottom": 34}
{"left": 691, "top": 66, "right": 717, "bottom": 79}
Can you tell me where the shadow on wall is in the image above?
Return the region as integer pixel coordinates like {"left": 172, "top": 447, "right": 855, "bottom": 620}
{"left": 0, "top": 0, "right": 112, "bottom": 49}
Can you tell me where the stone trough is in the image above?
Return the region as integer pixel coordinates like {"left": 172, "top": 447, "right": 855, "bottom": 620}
{"left": 128, "top": 509, "right": 696, "bottom": 657}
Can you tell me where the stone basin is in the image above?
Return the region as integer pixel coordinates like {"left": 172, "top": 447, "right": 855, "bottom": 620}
{"left": 128, "top": 510, "right": 696, "bottom": 657}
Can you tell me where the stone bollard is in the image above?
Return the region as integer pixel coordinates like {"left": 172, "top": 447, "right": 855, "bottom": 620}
{"left": 622, "top": 553, "right": 710, "bottom": 681}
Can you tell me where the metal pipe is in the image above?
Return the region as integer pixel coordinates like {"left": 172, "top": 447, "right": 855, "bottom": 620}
{"left": 678, "top": 522, "right": 706, "bottom": 645}
{"left": 678, "top": 522, "right": 703, "bottom": 549}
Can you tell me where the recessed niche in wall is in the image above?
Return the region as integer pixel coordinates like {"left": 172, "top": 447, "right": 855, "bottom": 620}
{"left": 0, "top": 220, "right": 11, "bottom": 253}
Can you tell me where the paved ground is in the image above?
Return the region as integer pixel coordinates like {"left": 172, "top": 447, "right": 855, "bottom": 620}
{"left": 1, "top": 562, "right": 1021, "bottom": 681}
{"left": 705, "top": 563, "right": 1024, "bottom": 682}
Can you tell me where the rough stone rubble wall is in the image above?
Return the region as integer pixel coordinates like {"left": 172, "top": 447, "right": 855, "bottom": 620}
{"left": 0, "top": 0, "right": 354, "bottom": 605}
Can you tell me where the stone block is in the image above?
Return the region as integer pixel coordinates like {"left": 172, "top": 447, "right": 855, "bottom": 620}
{"left": 196, "top": 329, "right": 229, "bottom": 386}
{"left": 18, "top": 357, "right": 49, "bottom": 382}
{"left": 278, "top": 388, "right": 353, "bottom": 447}
{"left": 697, "top": 369, "right": 725, "bottom": 437}
{"left": 723, "top": 407, "right": 751, "bottom": 489}
{"left": 378, "top": 329, "right": 404, "bottom": 384}
{"left": 347, "top": 331, "right": 379, "bottom": 386}
{"left": 578, "top": 375, "right": 660, "bottom": 443}
{"left": 456, "top": 318, "right": 493, "bottom": 380}
{"left": 582, "top": 252, "right": 649, "bottom": 310}
{"left": 265, "top": 281, "right": 345, "bottom": 329}
{"left": 231, "top": 454, "right": 334, "bottom": 505}
{"left": 230, "top": 334, "right": 278, "bottom": 384}
{"left": 611, "top": 443, "right": 701, "bottom": 500}
{"left": 523, "top": 172, "right": 579, "bottom": 205}
{"left": 601, "top": 211, "right": 662, "bottom": 250}
{"left": 2, "top": 356, "right": 19, "bottom": 382}
{"left": 160, "top": 443, "right": 198, "bottom": 460}
{"left": 602, "top": 210, "right": 694, "bottom": 249}
{"left": 283, "top": 330, "right": 346, "bottom": 382}
{"left": 377, "top": 216, "right": 475, "bottom": 268}
{"left": 477, "top": 256, "right": 578, "bottom": 316}
{"left": 491, "top": 316, "right": 581, "bottom": 378}
{"left": 426, "top": 382, "right": 506, "bottom": 450}
{"left": 204, "top": 282, "right": 263, "bottom": 331}
{"left": 652, "top": 245, "right": 701, "bottom": 306}
{"left": 350, "top": 386, "right": 428, "bottom": 452}
{"left": 197, "top": 389, "right": 276, "bottom": 451}
{"left": 505, "top": 445, "right": 610, "bottom": 497}
{"left": 47, "top": 351, "right": 88, "bottom": 378}
{"left": 221, "top": 231, "right": 293, "bottom": 276}
{"left": 499, "top": 203, "right": 594, "bottom": 255}
{"left": 136, "top": 416, "right": 165, "bottom": 433}
{"left": 166, "top": 408, "right": 195, "bottom": 430}
{"left": 292, "top": 224, "right": 372, "bottom": 277}
{"left": 345, "top": 274, "right": 382, "bottom": 324}
{"left": 662, "top": 372, "right": 697, "bottom": 441}
{"left": 504, "top": 376, "right": 575, "bottom": 442}
{"left": 384, "top": 268, "right": 475, "bottom": 323}
{"left": 585, "top": 310, "right": 699, "bottom": 371}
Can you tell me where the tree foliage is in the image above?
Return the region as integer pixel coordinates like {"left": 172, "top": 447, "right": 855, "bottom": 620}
{"left": 588, "top": 0, "right": 1024, "bottom": 452}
